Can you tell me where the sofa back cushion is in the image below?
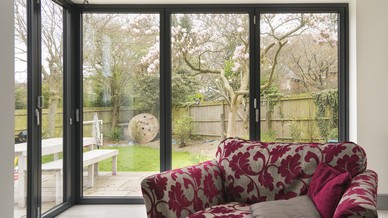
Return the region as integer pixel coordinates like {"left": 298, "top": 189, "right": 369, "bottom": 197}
{"left": 216, "top": 138, "right": 367, "bottom": 204}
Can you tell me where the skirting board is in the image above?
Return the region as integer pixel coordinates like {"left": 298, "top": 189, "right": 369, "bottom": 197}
{"left": 378, "top": 195, "right": 388, "bottom": 210}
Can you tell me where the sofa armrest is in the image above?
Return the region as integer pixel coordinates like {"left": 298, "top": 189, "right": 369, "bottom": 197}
{"left": 334, "top": 169, "right": 378, "bottom": 218}
{"left": 141, "top": 159, "right": 225, "bottom": 218}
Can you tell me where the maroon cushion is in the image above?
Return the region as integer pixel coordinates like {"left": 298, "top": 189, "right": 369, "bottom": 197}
{"left": 308, "top": 162, "right": 352, "bottom": 218}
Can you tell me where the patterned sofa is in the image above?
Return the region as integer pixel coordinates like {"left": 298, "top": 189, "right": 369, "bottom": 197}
{"left": 141, "top": 138, "right": 378, "bottom": 218}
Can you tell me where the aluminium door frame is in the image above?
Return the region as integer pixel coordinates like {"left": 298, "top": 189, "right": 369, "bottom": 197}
{"left": 34, "top": 1, "right": 348, "bottom": 208}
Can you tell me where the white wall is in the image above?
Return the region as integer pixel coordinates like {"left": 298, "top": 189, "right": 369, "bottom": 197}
{"left": 0, "top": 0, "right": 15, "bottom": 217}
{"left": 356, "top": 0, "right": 388, "bottom": 194}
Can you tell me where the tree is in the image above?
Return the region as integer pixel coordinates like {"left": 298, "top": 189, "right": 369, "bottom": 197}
{"left": 15, "top": 83, "right": 27, "bottom": 109}
{"left": 15, "top": 0, "right": 64, "bottom": 137}
{"left": 83, "top": 14, "right": 159, "bottom": 129}
{"left": 282, "top": 14, "right": 339, "bottom": 93}
{"left": 143, "top": 13, "right": 319, "bottom": 137}
{"left": 286, "top": 35, "right": 337, "bottom": 92}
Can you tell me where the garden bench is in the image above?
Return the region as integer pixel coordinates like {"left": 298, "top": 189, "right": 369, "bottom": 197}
{"left": 41, "top": 149, "right": 119, "bottom": 204}
{"left": 15, "top": 117, "right": 104, "bottom": 208}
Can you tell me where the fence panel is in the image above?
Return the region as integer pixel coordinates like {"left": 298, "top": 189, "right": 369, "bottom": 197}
{"left": 14, "top": 107, "right": 140, "bottom": 138}
{"left": 14, "top": 96, "right": 332, "bottom": 142}
{"left": 174, "top": 96, "right": 329, "bottom": 142}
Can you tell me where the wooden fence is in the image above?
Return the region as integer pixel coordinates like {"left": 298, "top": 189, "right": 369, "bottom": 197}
{"left": 14, "top": 96, "right": 332, "bottom": 142}
{"left": 14, "top": 107, "right": 144, "bottom": 138}
{"left": 173, "top": 95, "right": 332, "bottom": 142}
{"left": 173, "top": 102, "right": 248, "bottom": 138}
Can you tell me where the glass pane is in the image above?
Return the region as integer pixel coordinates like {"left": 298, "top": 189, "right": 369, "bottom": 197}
{"left": 171, "top": 13, "right": 250, "bottom": 169}
{"left": 82, "top": 13, "right": 160, "bottom": 197}
{"left": 259, "top": 13, "right": 339, "bottom": 143}
{"left": 41, "top": 0, "right": 64, "bottom": 212}
{"left": 14, "top": 0, "right": 28, "bottom": 216}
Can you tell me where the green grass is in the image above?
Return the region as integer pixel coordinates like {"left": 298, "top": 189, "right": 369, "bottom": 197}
{"left": 98, "top": 145, "right": 209, "bottom": 171}
{"left": 40, "top": 145, "right": 211, "bottom": 172}
{"left": 42, "top": 153, "right": 61, "bottom": 164}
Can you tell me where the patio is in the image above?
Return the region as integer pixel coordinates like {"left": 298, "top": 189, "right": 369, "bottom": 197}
{"left": 14, "top": 171, "right": 155, "bottom": 218}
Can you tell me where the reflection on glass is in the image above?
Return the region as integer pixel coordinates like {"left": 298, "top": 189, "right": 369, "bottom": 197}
{"left": 40, "top": 0, "right": 64, "bottom": 213}
{"left": 171, "top": 13, "right": 250, "bottom": 169}
{"left": 82, "top": 13, "right": 160, "bottom": 197}
{"left": 259, "top": 13, "right": 339, "bottom": 143}
{"left": 14, "top": 0, "right": 28, "bottom": 216}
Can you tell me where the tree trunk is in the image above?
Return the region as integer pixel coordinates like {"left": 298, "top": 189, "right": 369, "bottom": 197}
{"left": 111, "top": 103, "right": 120, "bottom": 130}
{"left": 47, "top": 95, "right": 60, "bottom": 138}
{"left": 226, "top": 98, "right": 239, "bottom": 137}
{"left": 225, "top": 62, "right": 250, "bottom": 138}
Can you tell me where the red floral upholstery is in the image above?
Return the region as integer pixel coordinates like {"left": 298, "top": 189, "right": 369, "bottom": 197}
{"left": 216, "top": 138, "right": 367, "bottom": 203}
{"left": 334, "top": 169, "right": 378, "bottom": 218}
{"left": 141, "top": 138, "right": 378, "bottom": 218}
{"left": 141, "top": 159, "right": 225, "bottom": 218}
{"left": 188, "top": 202, "right": 251, "bottom": 218}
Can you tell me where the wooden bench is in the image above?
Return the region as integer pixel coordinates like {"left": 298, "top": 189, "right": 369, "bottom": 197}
{"left": 16, "top": 117, "right": 104, "bottom": 208}
{"left": 41, "top": 149, "right": 119, "bottom": 204}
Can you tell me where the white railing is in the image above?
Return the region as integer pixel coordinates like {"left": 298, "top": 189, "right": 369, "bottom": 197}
{"left": 83, "top": 113, "right": 103, "bottom": 146}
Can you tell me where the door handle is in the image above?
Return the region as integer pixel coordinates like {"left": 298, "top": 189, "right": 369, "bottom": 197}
{"left": 35, "top": 109, "right": 40, "bottom": 126}
{"left": 75, "top": 109, "right": 80, "bottom": 122}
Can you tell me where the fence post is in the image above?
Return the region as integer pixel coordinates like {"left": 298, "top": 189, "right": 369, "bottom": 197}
{"left": 266, "top": 99, "right": 272, "bottom": 131}
{"left": 220, "top": 113, "right": 225, "bottom": 140}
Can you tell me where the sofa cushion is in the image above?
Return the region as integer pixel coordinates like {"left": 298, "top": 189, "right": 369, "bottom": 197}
{"left": 188, "top": 202, "right": 251, "bottom": 218}
{"left": 216, "top": 138, "right": 366, "bottom": 204}
{"left": 250, "top": 195, "right": 320, "bottom": 218}
{"left": 308, "top": 162, "right": 352, "bottom": 218}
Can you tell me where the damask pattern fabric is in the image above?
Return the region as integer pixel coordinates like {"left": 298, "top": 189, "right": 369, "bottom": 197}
{"left": 141, "top": 159, "right": 225, "bottom": 218}
{"left": 141, "top": 138, "right": 377, "bottom": 218}
{"left": 216, "top": 138, "right": 367, "bottom": 203}
{"left": 334, "top": 169, "right": 378, "bottom": 218}
{"left": 188, "top": 202, "right": 251, "bottom": 218}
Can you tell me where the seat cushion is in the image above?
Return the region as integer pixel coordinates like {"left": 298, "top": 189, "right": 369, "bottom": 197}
{"left": 250, "top": 195, "right": 320, "bottom": 218}
{"left": 188, "top": 202, "right": 251, "bottom": 218}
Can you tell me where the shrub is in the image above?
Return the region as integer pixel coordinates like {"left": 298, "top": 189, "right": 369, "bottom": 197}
{"left": 328, "top": 128, "right": 338, "bottom": 140}
{"left": 106, "top": 127, "right": 122, "bottom": 142}
{"left": 289, "top": 119, "right": 303, "bottom": 142}
{"left": 261, "top": 130, "right": 277, "bottom": 142}
{"left": 174, "top": 115, "right": 194, "bottom": 147}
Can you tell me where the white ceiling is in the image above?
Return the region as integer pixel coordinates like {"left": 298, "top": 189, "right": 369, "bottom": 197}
{"left": 70, "top": 0, "right": 317, "bottom": 4}
{"left": 71, "top": 0, "right": 252, "bottom": 4}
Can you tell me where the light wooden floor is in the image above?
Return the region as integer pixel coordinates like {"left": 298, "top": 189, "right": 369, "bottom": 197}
{"left": 57, "top": 204, "right": 147, "bottom": 218}
{"left": 57, "top": 205, "right": 388, "bottom": 218}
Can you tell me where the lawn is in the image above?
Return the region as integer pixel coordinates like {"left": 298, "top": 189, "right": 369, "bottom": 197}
{"left": 98, "top": 145, "right": 210, "bottom": 171}
{"left": 41, "top": 145, "right": 211, "bottom": 172}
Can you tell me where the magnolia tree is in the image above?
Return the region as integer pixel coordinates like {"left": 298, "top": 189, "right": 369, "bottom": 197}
{"left": 172, "top": 14, "right": 250, "bottom": 137}
{"left": 83, "top": 14, "right": 159, "bottom": 129}
{"left": 142, "top": 13, "right": 337, "bottom": 137}
{"left": 142, "top": 14, "right": 250, "bottom": 137}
